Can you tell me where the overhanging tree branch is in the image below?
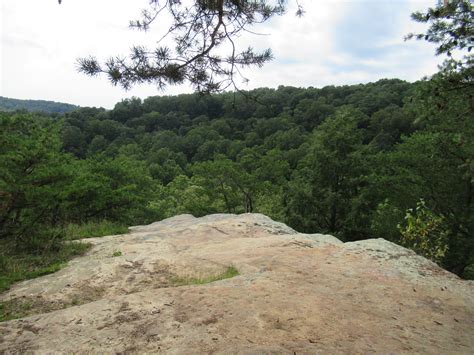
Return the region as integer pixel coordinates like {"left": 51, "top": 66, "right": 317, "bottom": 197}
{"left": 73, "top": 0, "right": 302, "bottom": 93}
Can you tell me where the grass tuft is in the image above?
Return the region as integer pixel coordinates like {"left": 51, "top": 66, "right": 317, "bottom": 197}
{"left": 64, "top": 220, "right": 128, "bottom": 240}
{"left": 0, "top": 299, "right": 32, "bottom": 322}
{"left": 0, "top": 241, "right": 91, "bottom": 294}
{"left": 173, "top": 265, "right": 239, "bottom": 286}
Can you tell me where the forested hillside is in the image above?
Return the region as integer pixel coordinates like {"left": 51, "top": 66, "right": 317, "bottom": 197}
{"left": 0, "top": 96, "right": 78, "bottom": 114}
{"left": 2, "top": 77, "right": 473, "bottom": 281}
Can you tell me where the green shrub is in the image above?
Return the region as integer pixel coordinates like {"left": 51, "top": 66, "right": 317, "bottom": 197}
{"left": 462, "top": 264, "right": 474, "bottom": 280}
{"left": 398, "top": 199, "right": 449, "bottom": 264}
{"left": 371, "top": 199, "right": 404, "bottom": 242}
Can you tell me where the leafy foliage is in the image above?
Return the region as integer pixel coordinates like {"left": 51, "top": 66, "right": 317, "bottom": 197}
{"left": 398, "top": 200, "right": 449, "bottom": 264}
{"left": 286, "top": 107, "right": 369, "bottom": 237}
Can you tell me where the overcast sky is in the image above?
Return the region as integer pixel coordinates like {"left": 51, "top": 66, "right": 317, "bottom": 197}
{"left": 1, "top": 0, "right": 441, "bottom": 109}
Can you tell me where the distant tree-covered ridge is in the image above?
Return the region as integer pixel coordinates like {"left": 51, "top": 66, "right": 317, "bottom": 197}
{"left": 0, "top": 96, "right": 78, "bottom": 114}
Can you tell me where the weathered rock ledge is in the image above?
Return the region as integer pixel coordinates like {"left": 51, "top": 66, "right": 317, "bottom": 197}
{"left": 1, "top": 213, "right": 473, "bottom": 353}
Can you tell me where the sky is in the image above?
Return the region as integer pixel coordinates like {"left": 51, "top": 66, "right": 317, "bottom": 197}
{"left": 1, "top": 0, "right": 442, "bottom": 109}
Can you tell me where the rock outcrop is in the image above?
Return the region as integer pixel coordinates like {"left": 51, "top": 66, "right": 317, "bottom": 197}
{"left": 1, "top": 213, "right": 473, "bottom": 353}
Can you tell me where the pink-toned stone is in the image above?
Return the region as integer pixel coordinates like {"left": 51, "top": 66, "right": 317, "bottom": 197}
{"left": 1, "top": 214, "right": 472, "bottom": 353}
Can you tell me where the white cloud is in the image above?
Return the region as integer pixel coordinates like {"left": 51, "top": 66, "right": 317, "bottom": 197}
{"left": 1, "top": 0, "right": 444, "bottom": 108}
{"left": 238, "top": 0, "right": 442, "bottom": 90}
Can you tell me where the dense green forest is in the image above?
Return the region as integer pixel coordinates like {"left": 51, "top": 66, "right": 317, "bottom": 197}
{"left": 0, "top": 96, "right": 78, "bottom": 114}
{"left": 1, "top": 75, "right": 473, "bottom": 282}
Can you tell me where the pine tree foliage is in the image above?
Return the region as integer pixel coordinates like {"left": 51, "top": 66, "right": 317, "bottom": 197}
{"left": 406, "top": 0, "right": 473, "bottom": 76}
{"left": 77, "top": 0, "right": 302, "bottom": 93}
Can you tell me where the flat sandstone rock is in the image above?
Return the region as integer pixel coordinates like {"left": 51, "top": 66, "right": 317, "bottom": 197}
{"left": 1, "top": 213, "right": 473, "bottom": 353}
